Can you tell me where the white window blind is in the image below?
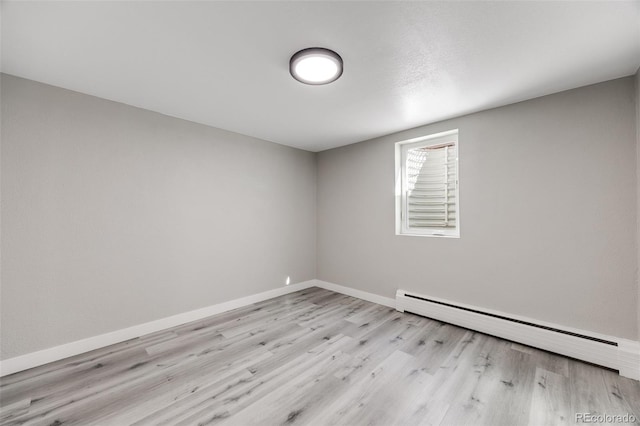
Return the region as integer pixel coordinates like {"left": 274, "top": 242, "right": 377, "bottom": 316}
{"left": 396, "top": 130, "right": 459, "bottom": 237}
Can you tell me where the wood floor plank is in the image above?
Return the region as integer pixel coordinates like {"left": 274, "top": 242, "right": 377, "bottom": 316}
{"left": 171, "top": 335, "right": 355, "bottom": 426}
{"left": 568, "top": 360, "right": 623, "bottom": 420}
{"left": 219, "top": 302, "right": 316, "bottom": 339}
{"left": 529, "top": 368, "right": 572, "bottom": 426}
{"left": 313, "top": 350, "right": 427, "bottom": 425}
{"left": 1, "top": 288, "right": 638, "bottom": 426}
{"left": 150, "top": 328, "right": 353, "bottom": 425}
{"left": 0, "top": 399, "right": 30, "bottom": 425}
{"left": 82, "top": 352, "right": 272, "bottom": 425}
{"left": 215, "top": 349, "right": 352, "bottom": 426}
{"left": 513, "top": 344, "right": 570, "bottom": 378}
{"left": 611, "top": 373, "right": 640, "bottom": 419}
{"left": 129, "top": 368, "right": 255, "bottom": 426}
{"left": 0, "top": 330, "right": 178, "bottom": 396}
{"left": 511, "top": 342, "right": 535, "bottom": 355}
{"left": 333, "top": 312, "right": 423, "bottom": 375}
{"left": 400, "top": 320, "right": 468, "bottom": 375}
{"left": 436, "top": 334, "right": 513, "bottom": 426}
{"left": 344, "top": 303, "right": 394, "bottom": 327}
{"left": 599, "top": 368, "right": 640, "bottom": 420}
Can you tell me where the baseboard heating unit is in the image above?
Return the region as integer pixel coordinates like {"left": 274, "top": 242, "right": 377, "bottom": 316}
{"left": 395, "top": 289, "right": 640, "bottom": 380}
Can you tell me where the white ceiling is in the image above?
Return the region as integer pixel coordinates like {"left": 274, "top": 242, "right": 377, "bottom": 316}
{"left": 2, "top": 1, "right": 639, "bottom": 152}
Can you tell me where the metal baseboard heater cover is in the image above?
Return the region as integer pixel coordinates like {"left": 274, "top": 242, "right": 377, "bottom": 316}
{"left": 395, "top": 289, "right": 640, "bottom": 380}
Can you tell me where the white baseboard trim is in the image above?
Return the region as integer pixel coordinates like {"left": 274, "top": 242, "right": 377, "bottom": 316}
{"left": 396, "top": 289, "right": 640, "bottom": 381}
{"left": 0, "top": 280, "right": 316, "bottom": 377}
{"left": 618, "top": 339, "right": 640, "bottom": 380}
{"left": 3, "top": 280, "right": 637, "bottom": 381}
{"left": 313, "top": 279, "right": 396, "bottom": 308}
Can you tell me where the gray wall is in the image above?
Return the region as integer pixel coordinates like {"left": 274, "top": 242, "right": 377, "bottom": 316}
{"left": 0, "top": 74, "right": 317, "bottom": 359}
{"left": 3, "top": 72, "right": 638, "bottom": 361}
{"left": 636, "top": 68, "right": 640, "bottom": 339}
{"left": 318, "top": 76, "right": 638, "bottom": 340}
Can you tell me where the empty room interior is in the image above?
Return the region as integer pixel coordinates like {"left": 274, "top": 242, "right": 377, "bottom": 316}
{"left": 1, "top": 1, "right": 640, "bottom": 425}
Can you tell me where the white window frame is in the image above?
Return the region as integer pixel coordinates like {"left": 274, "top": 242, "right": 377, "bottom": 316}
{"left": 395, "top": 129, "right": 460, "bottom": 238}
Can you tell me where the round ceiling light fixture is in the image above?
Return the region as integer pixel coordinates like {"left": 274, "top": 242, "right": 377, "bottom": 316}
{"left": 290, "top": 48, "right": 343, "bottom": 85}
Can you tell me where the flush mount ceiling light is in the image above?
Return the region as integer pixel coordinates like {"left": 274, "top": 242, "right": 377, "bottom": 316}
{"left": 290, "top": 48, "right": 343, "bottom": 85}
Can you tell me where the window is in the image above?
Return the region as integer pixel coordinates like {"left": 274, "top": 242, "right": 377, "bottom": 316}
{"left": 395, "top": 129, "right": 459, "bottom": 237}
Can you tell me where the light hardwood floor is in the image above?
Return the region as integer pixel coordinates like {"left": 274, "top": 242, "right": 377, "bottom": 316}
{"left": 1, "top": 287, "right": 639, "bottom": 426}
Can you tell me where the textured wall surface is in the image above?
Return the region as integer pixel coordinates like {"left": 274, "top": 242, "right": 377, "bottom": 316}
{"left": 0, "top": 74, "right": 317, "bottom": 359}
{"left": 2, "top": 72, "right": 638, "bottom": 361}
{"left": 636, "top": 68, "right": 640, "bottom": 339}
{"left": 318, "top": 77, "right": 638, "bottom": 340}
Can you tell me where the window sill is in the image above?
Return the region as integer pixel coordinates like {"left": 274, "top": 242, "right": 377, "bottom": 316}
{"left": 396, "top": 232, "right": 460, "bottom": 239}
